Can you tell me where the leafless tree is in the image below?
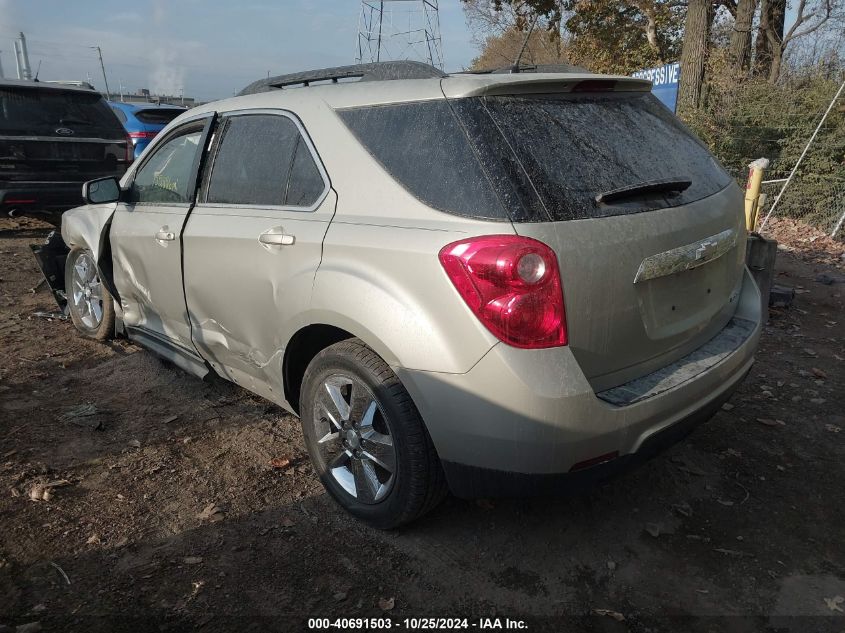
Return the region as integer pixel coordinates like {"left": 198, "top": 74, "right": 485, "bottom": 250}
{"left": 756, "top": 0, "right": 838, "bottom": 82}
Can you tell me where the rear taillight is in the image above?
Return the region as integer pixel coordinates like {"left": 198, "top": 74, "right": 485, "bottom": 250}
{"left": 128, "top": 131, "right": 158, "bottom": 139}
{"left": 439, "top": 235, "right": 567, "bottom": 349}
{"left": 124, "top": 133, "right": 134, "bottom": 162}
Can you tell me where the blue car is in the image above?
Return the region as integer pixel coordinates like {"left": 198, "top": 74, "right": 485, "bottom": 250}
{"left": 108, "top": 102, "right": 186, "bottom": 159}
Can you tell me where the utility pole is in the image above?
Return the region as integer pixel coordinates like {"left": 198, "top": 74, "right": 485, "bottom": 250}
{"left": 90, "top": 45, "right": 111, "bottom": 99}
{"left": 14, "top": 40, "right": 23, "bottom": 79}
{"left": 0, "top": 50, "right": 4, "bottom": 79}
{"left": 16, "top": 32, "right": 32, "bottom": 80}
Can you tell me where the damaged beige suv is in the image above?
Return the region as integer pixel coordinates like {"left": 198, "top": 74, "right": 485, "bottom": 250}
{"left": 53, "top": 62, "right": 761, "bottom": 528}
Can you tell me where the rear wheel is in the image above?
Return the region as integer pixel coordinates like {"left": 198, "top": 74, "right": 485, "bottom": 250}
{"left": 300, "top": 339, "right": 446, "bottom": 529}
{"left": 65, "top": 247, "right": 114, "bottom": 341}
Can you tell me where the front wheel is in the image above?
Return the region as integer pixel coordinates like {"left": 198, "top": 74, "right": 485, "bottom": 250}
{"left": 300, "top": 339, "right": 447, "bottom": 529}
{"left": 65, "top": 247, "right": 115, "bottom": 341}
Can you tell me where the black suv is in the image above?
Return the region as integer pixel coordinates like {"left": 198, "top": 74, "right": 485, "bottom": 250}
{"left": 0, "top": 80, "right": 131, "bottom": 220}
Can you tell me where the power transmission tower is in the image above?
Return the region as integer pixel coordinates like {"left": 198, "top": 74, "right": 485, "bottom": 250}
{"left": 356, "top": 0, "right": 444, "bottom": 70}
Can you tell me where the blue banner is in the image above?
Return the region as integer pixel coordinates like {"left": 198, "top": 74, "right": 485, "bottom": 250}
{"left": 632, "top": 62, "right": 680, "bottom": 113}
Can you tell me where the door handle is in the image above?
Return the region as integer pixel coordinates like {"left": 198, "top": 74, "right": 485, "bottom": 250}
{"left": 155, "top": 229, "right": 176, "bottom": 241}
{"left": 259, "top": 231, "right": 295, "bottom": 246}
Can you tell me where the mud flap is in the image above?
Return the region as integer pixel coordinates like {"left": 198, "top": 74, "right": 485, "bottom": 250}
{"left": 30, "top": 230, "right": 70, "bottom": 313}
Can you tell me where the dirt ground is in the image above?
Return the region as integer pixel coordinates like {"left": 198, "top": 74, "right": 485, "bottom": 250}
{"left": 0, "top": 216, "right": 843, "bottom": 633}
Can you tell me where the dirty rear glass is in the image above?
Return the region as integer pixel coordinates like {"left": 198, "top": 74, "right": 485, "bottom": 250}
{"left": 339, "top": 93, "right": 731, "bottom": 222}
{"left": 464, "top": 93, "right": 732, "bottom": 221}
{"left": 0, "top": 87, "right": 124, "bottom": 138}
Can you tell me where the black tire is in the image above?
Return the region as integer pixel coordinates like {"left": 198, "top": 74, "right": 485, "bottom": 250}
{"left": 300, "top": 339, "right": 447, "bottom": 529}
{"left": 65, "top": 247, "right": 115, "bottom": 341}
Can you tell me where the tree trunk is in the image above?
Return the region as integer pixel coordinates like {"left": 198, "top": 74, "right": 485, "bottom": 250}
{"left": 728, "top": 0, "right": 756, "bottom": 73}
{"left": 678, "top": 0, "right": 712, "bottom": 112}
{"left": 765, "top": 0, "right": 786, "bottom": 82}
{"left": 645, "top": 13, "right": 660, "bottom": 55}
{"left": 767, "top": 40, "right": 783, "bottom": 82}
{"left": 754, "top": 0, "right": 785, "bottom": 78}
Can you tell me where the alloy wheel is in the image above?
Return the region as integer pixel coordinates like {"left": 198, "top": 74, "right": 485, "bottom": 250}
{"left": 71, "top": 252, "right": 104, "bottom": 329}
{"left": 311, "top": 374, "right": 397, "bottom": 503}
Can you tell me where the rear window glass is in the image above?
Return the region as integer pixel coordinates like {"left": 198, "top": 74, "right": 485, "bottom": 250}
{"left": 0, "top": 87, "right": 124, "bottom": 138}
{"left": 339, "top": 94, "right": 730, "bottom": 223}
{"left": 206, "top": 114, "right": 300, "bottom": 206}
{"left": 459, "top": 93, "right": 732, "bottom": 221}
{"left": 135, "top": 108, "right": 183, "bottom": 125}
{"left": 338, "top": 101, "right": 507, "bottom": 220}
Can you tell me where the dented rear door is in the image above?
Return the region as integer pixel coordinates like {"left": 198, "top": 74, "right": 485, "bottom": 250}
{"left": 182, "top": 111, "right": 335, "bottom": 404}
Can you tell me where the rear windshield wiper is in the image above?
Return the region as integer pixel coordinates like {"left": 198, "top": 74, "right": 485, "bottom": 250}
{"left": 596, "top": 178, "right": 692, "bottom": 205}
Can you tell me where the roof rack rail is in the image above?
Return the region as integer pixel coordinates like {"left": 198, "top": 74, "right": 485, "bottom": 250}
{"left": 239, "top": 61, "right": 446, "bottom": 96}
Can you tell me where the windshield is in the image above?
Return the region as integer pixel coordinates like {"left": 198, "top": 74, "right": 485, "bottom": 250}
{"left": 0, "top": 87, "right": 125, "bottom": 138}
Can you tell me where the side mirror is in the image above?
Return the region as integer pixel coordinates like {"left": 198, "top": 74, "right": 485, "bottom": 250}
{"left": 82, "top": 177, "right": 122, "bottom": 205}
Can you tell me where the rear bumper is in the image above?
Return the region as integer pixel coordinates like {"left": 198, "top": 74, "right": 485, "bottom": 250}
{"left": 439, "top": 371, "right": 746, "bottom": 498}
{"left": 397, "top": 266, "right": 762, "bottom": 497}
{"left": 1, "top": 181, "right": 84, "bottom": 214}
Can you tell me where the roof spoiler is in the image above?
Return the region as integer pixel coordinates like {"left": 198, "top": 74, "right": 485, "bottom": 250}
{"left": 441, "top": 74, "right": 652, "bottom": 99}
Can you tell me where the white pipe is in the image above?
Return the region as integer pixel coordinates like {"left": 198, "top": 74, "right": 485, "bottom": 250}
{"left": 14, "top": 40, "right": 23, "bottom": 79}
{"left": 831, "top": 205, "right": 845, "bottom": 239}
{"left": 17, "top": 32, "right": 32, "bottom": 80}
{"left": 759, "top": 77, "right": 845, "bottom": 231}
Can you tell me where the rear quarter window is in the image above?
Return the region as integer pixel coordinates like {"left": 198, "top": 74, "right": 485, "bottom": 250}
{"left": 338, "top": 101, "right": 508, "bottom": 221}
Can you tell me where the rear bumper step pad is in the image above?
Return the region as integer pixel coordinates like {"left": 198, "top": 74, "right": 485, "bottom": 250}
{"left": 597, "top": 316, "right": 756, "bottom": 407}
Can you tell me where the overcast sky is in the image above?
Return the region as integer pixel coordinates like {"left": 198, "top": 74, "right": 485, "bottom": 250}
{"left": 0, "top": 0, "right": 479, "bottom": 101}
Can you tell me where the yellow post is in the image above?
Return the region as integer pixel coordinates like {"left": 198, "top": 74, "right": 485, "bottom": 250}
{"left": 744, "top": 158, "right": 769, "bottom": 232}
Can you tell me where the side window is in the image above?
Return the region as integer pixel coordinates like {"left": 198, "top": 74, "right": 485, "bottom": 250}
{"left": 132, "top": 129, "right": 203, "bottom": 204}
{"left": 206, "top": 114, "right": 298, "bottom": 206}
{"left": 286, "top": 138, "right": 325, "bottom": 207}
{"left": 338, "top": 101, "right": 507, "bottom": 220}
{"left": 205, "top": 113, "right": 326, "bottom": 208}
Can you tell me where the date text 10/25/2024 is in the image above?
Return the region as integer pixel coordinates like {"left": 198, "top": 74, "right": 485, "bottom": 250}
{"left": 308, "top": 617, "right": 529, "bottom": 630}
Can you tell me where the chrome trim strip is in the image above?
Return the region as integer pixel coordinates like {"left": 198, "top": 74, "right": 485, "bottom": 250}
{"left": 634, "top": 228, "right": 737, "bottom": 284}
